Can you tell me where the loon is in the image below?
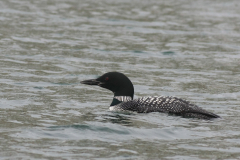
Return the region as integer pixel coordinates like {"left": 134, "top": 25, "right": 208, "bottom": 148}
{"left": 81, "top": 72, "right": 220, "bottom": 119}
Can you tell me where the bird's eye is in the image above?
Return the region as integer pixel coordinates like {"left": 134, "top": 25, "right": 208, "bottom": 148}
{"left": 105, "top": 77, "right": 109, "bottom": 81}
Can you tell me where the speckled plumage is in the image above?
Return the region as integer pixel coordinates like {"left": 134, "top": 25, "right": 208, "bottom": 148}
{"left": 111, "top": 96, "right": 220, "bottom": 119}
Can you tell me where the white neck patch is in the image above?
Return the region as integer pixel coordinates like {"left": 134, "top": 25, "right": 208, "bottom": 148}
{"left": 114, "top": 96, "right": 132, "bottom": 102}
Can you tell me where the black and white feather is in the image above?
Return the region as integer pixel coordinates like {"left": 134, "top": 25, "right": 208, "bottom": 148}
{"left": 114, "top": 96, "right": 132, "bottom": 102}
{"left": 110, "top": 96, "right": 220, "bottom": 119}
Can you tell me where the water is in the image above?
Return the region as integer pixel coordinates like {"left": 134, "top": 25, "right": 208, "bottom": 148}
{"left": 0, "top": 0, "right": 240, "bottom": 159}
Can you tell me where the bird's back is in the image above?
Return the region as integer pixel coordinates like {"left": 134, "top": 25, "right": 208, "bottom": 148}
{"left": 112, "top": 96, "right": 220, "bottom": 119}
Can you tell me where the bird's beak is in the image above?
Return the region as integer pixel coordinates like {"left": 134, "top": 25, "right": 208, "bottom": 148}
{"left": 80, "top": 79, "right": 101, "bottom": 86}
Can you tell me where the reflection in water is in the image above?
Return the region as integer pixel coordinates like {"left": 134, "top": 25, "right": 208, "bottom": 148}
{"left": 101, "top": 113, "right": 133, "bottom": 126}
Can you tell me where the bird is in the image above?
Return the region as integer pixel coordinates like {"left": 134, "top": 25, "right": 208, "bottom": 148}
{"left": 81, "top": 72, "right": 220, "bottom": 119}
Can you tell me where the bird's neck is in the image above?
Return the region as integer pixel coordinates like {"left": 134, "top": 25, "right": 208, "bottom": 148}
{"left": 110, "top": 85, "right": 134, "bottom": 106}
{"left": 110, "top": 98, "right": 122, "bottom": 106}
{"left": 110, "top": 95, "right": 133, "bottom": 106}
{"left": 113, "top": 87, "right": 134, "bottom": 98}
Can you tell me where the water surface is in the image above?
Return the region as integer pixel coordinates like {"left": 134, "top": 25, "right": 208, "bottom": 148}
{"left": 0, "top": 0, "right": 240, "bottom": 159}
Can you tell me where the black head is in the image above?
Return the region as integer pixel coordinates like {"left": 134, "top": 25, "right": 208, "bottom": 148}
{"left": 81, "top": 72, "right": 134, "bottom": 99}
